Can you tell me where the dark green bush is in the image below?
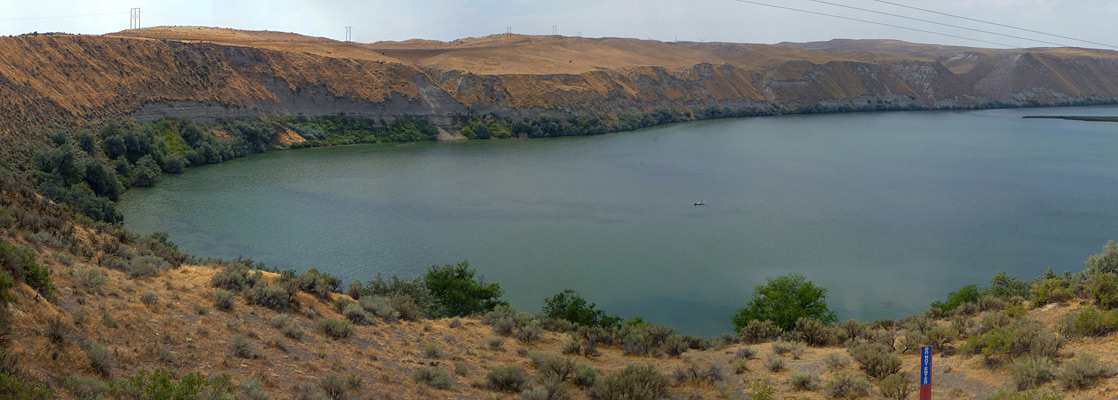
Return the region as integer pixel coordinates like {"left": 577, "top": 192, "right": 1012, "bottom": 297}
{"left": 0, "top": 243, "right": 55, "bottom": 302}
{"left": 542, "top": 289, "right": 620, "bottom": 328}
{"left": 485, "top": 365, "right": 526, "bottom": 393}
{"left": 1089, "top": 272, "right": 1118, "bottom": 309}
{"left": 1031, "top": 278, "right": 1072, "bottom": 307}
{"left": 932, "top": 284, "right": 983, "bottom": 313}
{"left": 732, "top": 273, "right": 836, "bottom": 332}
{"left": 964, "top": 320, "right": 1063, "bottom": 365}
{"left": 424, "top": 261, "right": 506, "bottom": 318}
{"left": 590, "top": 364, "right": 668, "bottom": 400}
{"left": 1059, "top": 307, "right": 1118, "bottom": 337}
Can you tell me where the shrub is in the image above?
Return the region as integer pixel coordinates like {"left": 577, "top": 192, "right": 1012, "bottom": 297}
{"left": 732, "top": 273, "right": 836, "bottom": 332}
{"left": 766, "top": 355, "right": 785, "bottom": 372}
{"left": 837, "top": 319, "right": 867, "bottom": 342}
{"left": 1089, "top": 272, "right": 1118, "bottom": 309}
{"left": 485, "top": 365, "right": 527, "bottom": 393}
{"left": 1058, "top": 353, "right": 1117, "bottom": 390}
{"left": 590, "top": 364, "right": 668, "bottom": 400}
{"left": 424, "top": 261, "right": 506, "bottom": 318}
{"left": 848, "top": 342, "right": 901, "bottom": 379}
{"left": 736, "top": 347, "right": 759, "bottom": 360}
{"left": 72, "top": 268, "right": 107, "bottom": 290}
{"left": 424, "top": 343, "right": 443, "bottom": 359}
{"left": 732, "top": 359, "right": 750, "bottom": 374}
{"left": 411, "top": 366, "right": 452, "bottom": 390}
{"left": 293, "top": 268, "right": 340, "bottom": 299}
{"left": 88, "top": 345, "right": 112, "bottom": 377}
{"left": 210, "top": 264, "right": 253, "bottom": 291}
{"left": 45, "top": 315, "right": 66, "bottom": 346}
{"left": 965, "top": 320, "right": 1063, "bottom": 365}
{"left": 925, "top": 325, "right": 958, "bottom": 353}
{"left": 332, "top": 297, "right": 353, "bottom": 313}
{"left": 1085, "top": 240, "right": 1118, "bottom": 275}
{"left": 126, "top": 255, "right": 170, "bottom": 279}
{"left": 748, "top": 380, "right": 775, "bottom": 400}
{"left": 826, "top": 373, "right": 872, "bottom": 399}
{"left": 1060, "top": 307, "right": 1118, "bottom": 337}
{"left": 879, "top": 373, "right": 913, "bottom": 400}
{"left": 796, "top": 317, "right": 837, "bottom": 346}
{"left": 986, "top": 389, "right": 1066, "bottom": 400}
{"left": 318, "top": 373, "right": 348, "bottom": 400}
{"left": 359, "top": 296, "right": 400, "bottom": 322}
{"left": 230, "top": 334, "right": 256, "bottom": 359}
{"left": 342, "top": 303, "right": 375, "bottom": 325}
{"left": 573, "top": 364, "right": 598, "bottom": 388}
{"left": 739, "top": 319, "right": 782, "bottom": 344}
{"left": 1031, "top": 278, "right": 1072, "bottom": 307}
{"left": 516, "top": 319, "right": 544, "bottom": 344}
{"left": 1012, "top": 357, "right": 1057, "bottom": 390}
{"left": 671, "top": 365, "right": 724, "bottom": 386}
{"left": 989, "top": 270, "right": 1030, "bottom": 299}
{"left": 542, "top": 289, "right": 619, "bottom": 328}
{"left": 538, "top": 356, "right": 577, "bottom": 382}
{"left": 389, "top": 295, "right": 423, "bottom": 321}
{"left": 789, "top": 372, "right": 818, "bottom": 391}
{"left": 663, "top": 335, "right": 689, "bottom": 357}
{"left": 66, "top": 373, "right": 111, "bottom": 399}
{"left": 317, "top": 318, "right": 353, "bottom": 340}
{"left": 932, "top": 284, "right": 983, "bottom": 313}
{"left": 140, "top": 291, "right": 158, "bottom": 306}
{"left": 280, "top": 324, "right": 304, "bottom": 340}
{"left": 823, "top": 352, "right": 851, "bottom": 372}
{"left": 487, "top": 337, "right": 504, "bottom": 351}
{"left": 248, "top": 281, "right": 297, "bottom": 311}
{"left": 213, "top": 289, "right": 234, "bottom": 310}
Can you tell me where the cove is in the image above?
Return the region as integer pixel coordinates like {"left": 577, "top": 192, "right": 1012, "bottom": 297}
{"left": 118, "top": 106, "right": 1118, "bottom": 337}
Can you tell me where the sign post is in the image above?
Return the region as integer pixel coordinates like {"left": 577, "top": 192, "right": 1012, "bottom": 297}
{"left": 920, "top": 345, "right": 932, "bottom": 400}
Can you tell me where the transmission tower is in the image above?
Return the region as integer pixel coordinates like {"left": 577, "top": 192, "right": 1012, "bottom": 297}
{"left": 345, "top": 26, "right": 352, "bottom": 42}
{"left": 506, "top": 26, "right": 512, "bottom": 38}
{"left": 552, "top": 25, "right": 557, "bottom": 36}
{"left": 129, "top": 8, "right": 141, "bottom": 30}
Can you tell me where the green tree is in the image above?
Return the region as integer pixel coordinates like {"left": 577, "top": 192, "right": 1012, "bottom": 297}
{"left": 931, "top": 284, "right": 983, "bottom": 312}
{"left": 424, "top": 261, "right": 506, "bottom": 317}
{"left": 1086, "top": 240, "right": 1118, "bottom": 275}
{"left": 542, "top": 289, "right": 620, "bottom": 328}
{"left": 732, "top": 273, "right": 836, "bottom": 332}
{"left": 988, "top": 270, "right": 1029, "bottom": 299}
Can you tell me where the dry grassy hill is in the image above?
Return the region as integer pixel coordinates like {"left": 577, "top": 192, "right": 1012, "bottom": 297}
{"left": 4, "top": 27, "right": 1118, "bottom": 155}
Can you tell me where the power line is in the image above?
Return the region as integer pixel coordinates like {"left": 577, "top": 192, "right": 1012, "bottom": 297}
{"left": 805, "top": 0, "right": 1069, "bottom": 48}
{"left": 730, "top": 0, "right": 1020, "bottom": 48}
{"left": 0, "top": 12, "right": 128, "bottom": 21}
{"left": 872, "top": 0, "right": 1118, "bottom": 49}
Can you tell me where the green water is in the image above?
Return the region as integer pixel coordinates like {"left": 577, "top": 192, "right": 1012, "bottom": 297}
{"left": 119, "top": 107, "right": 1118, "bottom": 336}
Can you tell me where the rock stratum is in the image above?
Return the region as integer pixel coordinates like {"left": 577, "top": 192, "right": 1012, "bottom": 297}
{"left": 4, "top": 26, "right": 1118, "bottom": 145}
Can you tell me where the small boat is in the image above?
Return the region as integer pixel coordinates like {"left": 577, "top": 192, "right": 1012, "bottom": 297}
{"left": 694, "top": 201, "right": 705, "bottom": 206}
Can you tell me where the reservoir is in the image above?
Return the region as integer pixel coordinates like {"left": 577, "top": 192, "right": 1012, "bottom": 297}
{"left": 118, "top": 106, "right": 1118, "bottom": 337}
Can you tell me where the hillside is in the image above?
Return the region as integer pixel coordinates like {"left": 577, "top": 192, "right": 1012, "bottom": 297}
{"left": 4, "top": 27, "right": 1118, "bottom": 157}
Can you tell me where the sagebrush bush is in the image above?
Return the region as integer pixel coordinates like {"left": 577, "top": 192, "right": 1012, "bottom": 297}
{"left": 485, "top": 365, "right": 527, "bottom": 393}
{"left": 740, "top": 320, "right": 782, "bottom": 344}
{"left": 978, "top": 295, "right": 1006, "bottom": 312}
{"left": 878, "top": 373, "right": 913, "bottom": 400}
{"left": 789, "top": 372, "right": 818, "bottom": 391}
{"left": 574, "top": 363, "right": 599, "bottom": 388}
{"left": 671, "top": 365, "right": 724, "bottom": 386}
{"left": 838, "top": 319, "right": 867, "bottom": 343}
{"left": 88, "top": 345, "right": 112, "bottom": 377}
{"left": 65, "top": 373, "right": 111, "bottom": 399}
{"left": 487, "top": 337, "right": 504, "bottom": 351}
{"left": 826, "top": 373, "right": 872, "bottom": 399}
{"left": 736, "top": 347, "right": 759, "bottom": 360}
{"left": 848, "top": 342, "right": 901, "bottom": 379}
{"left": 1089, "top": 272, "right": 1118, "bottom": 309}
{"left": 424, "top": 342, "right": 443, "bottom": 359}
{"left": 230, "top": 334, "right": 256, "bottom": 359}
{"left": 411, "top": 366, "right": 452, "bottom": 390}
{"left": 1031, "top": 278, "right": 1072, "bottom": 307}
{"left": 1059, "top": 353, "right": 1117, "bottom": 390}
{"left": 126, "top": 255, "right": 169, "bottom": 278}
{"left": 925, "top": 325, "right": 958, "bottom": 353}
{"left": 590, "top": 364, "right": 668, "bottom": 400}
{"left": 765, "top": 355, "right": 785, "bottom": 372}
{"left": 317, "top": 318, "right": 353, "bottom": 340}
{"left": 1060, "top": 306, "right": 1118, "bottom": 337}
{"left": 319, "top": 373, "right": 348, "bottom": 400}
{"left": 390, "top": 295, "right": 424, "bottom": 321}
{"left": 964, "top": 320, "right": 1063, "bottom": 365}
{"left": 823, "top": 352, "right": 851, "bottom": 372}
{"left": 72, "top": 268, "right": 106, "bottom": 290}
{"left": 663, "top": 335, "right": 689, "bottom": 357}
{"left": 342, "top": 303, "right": 375, "bottom": 325}
{"left": 213, "top": 289, "right": 234, "bottom": 310}
{"left": 796, "top": 317, "right": 837, "bottom": 346}
{"left": 1011, "top": 357, "right": 1058, "bottom": 390}
{"left": 45, "top": 315, "right": 66, "bottom": 346}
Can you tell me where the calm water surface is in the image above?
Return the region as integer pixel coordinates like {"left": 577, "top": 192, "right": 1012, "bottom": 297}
{"left": 119, "top": 107, "right": 1118, "bottom": 336}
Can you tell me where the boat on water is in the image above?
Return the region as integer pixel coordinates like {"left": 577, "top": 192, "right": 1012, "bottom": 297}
{"left": 694, "top": 201, "right": 705, "bottom": 206}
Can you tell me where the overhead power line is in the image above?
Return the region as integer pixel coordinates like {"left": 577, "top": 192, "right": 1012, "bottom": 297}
{"left": 729, "top": 0, "right": 1020, "bottom": 48}
{"left": 0, "top": 12, "right": 128, "bottom": 21}
{"left": 806, "top": 0, "right": 1069, "bottom": 48}
{"left": 872, "top": 0, "right": 1118, "bottom": 49}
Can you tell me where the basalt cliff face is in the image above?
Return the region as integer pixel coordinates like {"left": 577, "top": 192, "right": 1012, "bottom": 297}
{"left": 4, "top": 27, "right": 1118, "bottom": 145}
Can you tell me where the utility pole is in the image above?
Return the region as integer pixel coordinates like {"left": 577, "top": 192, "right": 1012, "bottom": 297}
{"left": 552, "top": 25, "right": 557, "bottom": 36}
{"left": 506, "top": 26, "right": 512, "bottom": 38}
{"left": 345, "top": 26, "right": 352, "bottom": 42}
{"left": 129, "top": 8, "right": 141, "bottom": 30}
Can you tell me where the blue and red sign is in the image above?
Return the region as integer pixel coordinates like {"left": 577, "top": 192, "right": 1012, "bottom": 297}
{"left": 920, "top": 346, "right": 932, "bottom": 400}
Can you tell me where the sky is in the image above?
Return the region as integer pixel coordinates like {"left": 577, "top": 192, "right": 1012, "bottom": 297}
{"left": 2, "top": 0, "right": 1117, "bottom": 50}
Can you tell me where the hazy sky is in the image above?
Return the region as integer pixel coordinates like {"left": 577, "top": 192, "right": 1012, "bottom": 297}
{"left": 3, "top": 0, "right": 1116, "bottom": 49}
